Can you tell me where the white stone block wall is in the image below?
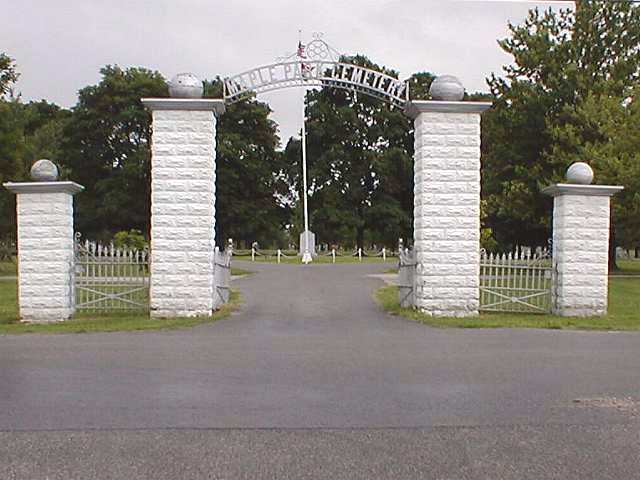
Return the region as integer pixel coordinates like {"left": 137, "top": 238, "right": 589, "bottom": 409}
{"left": 412, "top": 110, "right": 483, "bottom": 317}
{"left": 149, "top": 107, "right": 218, "bottom": 318}
{"left": 552, "top": 194, "right": 612, "bottom": 316}
{"left": 14, "top": 191, "right": 77, "bottom": 322}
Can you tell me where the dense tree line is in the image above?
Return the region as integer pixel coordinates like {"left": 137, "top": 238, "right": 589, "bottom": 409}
{"left": 482, "top": 0, "right": 640, "bottom": 262}
{"left": 0, "top": 0, "right": 639, "bottom": 258}
{"left": 0, "top": 63, "right": 289, "bottom": 247}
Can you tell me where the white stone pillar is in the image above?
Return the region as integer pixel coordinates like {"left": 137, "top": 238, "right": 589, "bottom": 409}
{"left": 542, "top": 183, "right": 623, "bottom": 316}
{"left": 3, "top": 181, "right": 84, "bottom": 323}
{"left": 405, "top": 101, "right": 491, "bottom": 317}
{"left": 142, "top": 98, "right": 225, "bottom": 318}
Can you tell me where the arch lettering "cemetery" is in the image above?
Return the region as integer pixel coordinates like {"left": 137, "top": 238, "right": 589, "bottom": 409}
{"left": 223, "top": 60, "right": 408, "bottom": 107}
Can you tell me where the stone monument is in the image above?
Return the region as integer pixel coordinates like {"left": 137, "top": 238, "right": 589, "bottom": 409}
{"left": 299, "top": 230, "right": 316, "bottom": 258}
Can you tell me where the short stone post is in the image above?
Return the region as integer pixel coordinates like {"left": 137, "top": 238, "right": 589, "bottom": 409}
{"left": 3, "top": 160, "right": 84, "bottom": 323}
{"left": 405, "top": 76, "right": 491, "bottom": 317}
{"left": 142, "top": 73, "right": 225, "bottom": 318}
{"left": 542, "top": 162, "right": 623, "bottom": 316}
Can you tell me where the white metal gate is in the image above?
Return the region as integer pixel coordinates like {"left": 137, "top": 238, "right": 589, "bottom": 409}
{"left": 479, "top": 250, "right": 553, "bottom": 314}
{"left": 398, "top": 248, "right": 416, "bottom": 308}
{"left": 213, "top": 247, "right": 232, "bottom": 310}
{"left": 74, "top": 236, "right": 149, "bottom": 313}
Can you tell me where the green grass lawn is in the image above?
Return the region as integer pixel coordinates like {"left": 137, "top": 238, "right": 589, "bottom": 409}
{"left": 231, "top": 267, "right": 254, "bottom": 276}
{"left": 616, "top": 259, "right": 640, "bottom": 275}
{"left": 376, "top": 276, "right": 640, "bottom": 330}
{"left": 0, "top": 260, "right": 16, "bottom": 276}
{"left": 0, "top": 279, "right": 241, "bottom": 334}
{"left": 233, "top": 254, "right": 396, "bottom": 264}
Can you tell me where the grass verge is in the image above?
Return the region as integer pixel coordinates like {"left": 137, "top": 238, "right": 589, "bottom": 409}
{"left": 0, "top": 283, "right": 242, "bottom": 334}
{"left": 0, "top": 260, "right": 16, "bottom": 277}
{"left": 615, "top": 259, "right": 640, "bottom": 275}
{"left": 231, "top": 267, "right": 254, "bottom": 276}
{"left": 375, "top": 277, "right": 640, "bottom": 330}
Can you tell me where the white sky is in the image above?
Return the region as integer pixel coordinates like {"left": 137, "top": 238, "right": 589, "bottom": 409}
{"left": 2, "top": 0, "right": 573, "bottom": 147}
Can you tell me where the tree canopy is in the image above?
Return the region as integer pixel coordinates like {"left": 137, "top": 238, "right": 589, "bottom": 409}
{"left": 482, "top": 1, "right": 640, "bottom": 254}
{"left": 60, "top": 65, "right": 168, "bottom": 238}
{"left": 0, "top": 53, "right": 18, "bottom": 98}
{"left": 0, "top": 54, "right": 70, "bottom": 238}
{"left": 204, "top": 80, "right": 290, "bottom": 247}
{"left": 282, "top": 57, "right": 432, "bottom": 248}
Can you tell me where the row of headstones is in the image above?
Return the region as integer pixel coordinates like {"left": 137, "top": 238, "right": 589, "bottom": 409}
{"left": 616, "top": 248, "right": 640, "bottom": 259}
{"left": 2, "top": 73, "right": 623, "bottom": 323}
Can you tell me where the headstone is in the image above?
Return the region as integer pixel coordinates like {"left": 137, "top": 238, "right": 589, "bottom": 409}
{"left": 299, "top": 230, "right": 316, "bottom": 257}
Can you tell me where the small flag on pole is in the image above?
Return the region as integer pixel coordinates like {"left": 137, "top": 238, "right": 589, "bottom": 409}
{"left": 297, "top": 40, "right": 314, "bottom": 78}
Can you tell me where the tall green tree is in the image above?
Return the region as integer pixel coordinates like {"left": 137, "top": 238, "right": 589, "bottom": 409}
{"left": 285, "top": 56, "right": 428, "bottom": 249}
{"left": 0, "top": 53, "right": 20, "bottom": 237}
{"left": 61, "top": 65, "right": 168, "bottom": 238}
{"left": 0, "top": 54, "right": 70, "bottom": 238}
{"left": 0, "top": 53, "right": 18, "bottom": 98}
{"left": 0, "top": 99, "right": 70, "bottom": 237}
{"left": 60, "top": 67, "right": 286, "bottom": 244}
{"left": 549, "top": 90, "right": 640, "bottom": 255}
{"left": 0, "top": 100, "right": 26, "bottom": 238}
{"left": 204, "top": 80, "right": 289, "bottom": 247}
{"left": 483, "top": 1, "right": 640, "bottom": 254}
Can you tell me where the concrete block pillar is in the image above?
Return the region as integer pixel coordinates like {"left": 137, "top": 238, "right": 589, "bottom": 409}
{"left": 3, "top": 178, "right": 84, "bottom": 323}
{"left": 405, "top": 100, "right": 491, "bottom": 317}
{"left": 142, "top": 98, "right": 225, "bottom": 318}
{"left": 542, "top": 177, "right": 623, "bottom": 316}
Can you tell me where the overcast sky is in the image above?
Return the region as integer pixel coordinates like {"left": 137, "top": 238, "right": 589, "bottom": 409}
{"left": 3, "top": 0, "right": 573, "bottom": 146}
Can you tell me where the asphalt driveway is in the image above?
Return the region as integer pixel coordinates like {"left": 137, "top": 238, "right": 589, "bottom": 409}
{"left": 1, "top": 260, "right": 639, "bottom": 479}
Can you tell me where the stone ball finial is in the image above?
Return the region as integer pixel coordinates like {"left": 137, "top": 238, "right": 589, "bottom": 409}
{"left": 566, "top": 162, "right": 594, "bottom": 185}
{"left": 30, "top": 159, "right": 59, "bottom": 182}
{"left": 168, "top": 73, "right": 204, "bottom": 98}
{"left": 429, "top": 75, "right": 464, "bottom": 101}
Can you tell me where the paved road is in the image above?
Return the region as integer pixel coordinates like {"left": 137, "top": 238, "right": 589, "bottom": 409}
{"left": 1, "top": 261, "right": 639, "bottom": 479}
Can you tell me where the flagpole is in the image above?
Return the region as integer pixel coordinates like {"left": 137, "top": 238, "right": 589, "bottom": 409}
{"left": 299, "top": 31, "right": 312, "bottom": 264}
{"left": 301, "top": 90, "right": 312, "bottom": 264}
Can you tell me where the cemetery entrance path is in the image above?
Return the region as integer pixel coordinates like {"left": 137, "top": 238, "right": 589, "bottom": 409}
{"left": 1, "top": 261, "right": 640, "bottom": 479}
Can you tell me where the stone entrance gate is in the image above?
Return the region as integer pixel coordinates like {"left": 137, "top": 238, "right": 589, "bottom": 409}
{"left": 142, "top": 53, "right": 490, "bottom": 319}
{"left": 3, "top": 37, "right": 623, "bottom": 323}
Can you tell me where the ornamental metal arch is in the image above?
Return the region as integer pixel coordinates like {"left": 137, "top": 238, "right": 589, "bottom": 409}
{"left": 222, "top": 35, "right": 409, "bottom": 108}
